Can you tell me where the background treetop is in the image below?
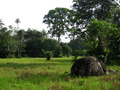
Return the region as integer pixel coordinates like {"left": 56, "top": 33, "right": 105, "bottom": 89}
{"left": 72, "top": 0, "right": 119, "bottom": 27}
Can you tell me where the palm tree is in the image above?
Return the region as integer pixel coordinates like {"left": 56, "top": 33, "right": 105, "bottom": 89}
{"left": 15, "top": 18, "right": 20, "bottom": 30}
{"left": 0, "top": 19, "right": 4, "bottom": 28}
{"left": 41, "top": 29, "right": 48, "bottom": 39}
{"left": 17, "top": 29, "right": 25, "bottom": 57}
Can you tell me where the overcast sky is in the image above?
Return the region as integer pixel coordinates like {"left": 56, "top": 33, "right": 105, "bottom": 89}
{"left": 0, "top": 0, "right": 73, "bottom": 42}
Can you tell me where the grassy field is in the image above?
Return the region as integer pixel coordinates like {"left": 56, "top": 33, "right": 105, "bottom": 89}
{"left": 0, "top": 57, "right": 120, "bottom": 90}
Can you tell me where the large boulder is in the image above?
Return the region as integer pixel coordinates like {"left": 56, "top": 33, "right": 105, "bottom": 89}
{"left": 71, "top": 56, "right": 108, "bottom": 77}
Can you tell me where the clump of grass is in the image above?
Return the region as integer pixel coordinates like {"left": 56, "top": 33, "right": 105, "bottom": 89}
{"left": 64, "top": 76, "right": 71, "bottom": 82}
{"left": 72, "top": 78, "right": 80, "bottom": 85}
{"left": 38, "top": 71, "right": 58, "bottom": 76}
{"left": 101, "top": 83, "right": 107, "bottom": 90}
{"left": 112, "top": 81, "right": 120, "bottom": 89}
{"left": 47, "top": 82, "right": 61, "bottom": 90}
{"left": 101, "top": 75, "right": 115, "bottom": 82}
{"left": 100, "top": 74, "right": 120, "bottom": 89}
{"left": 39, "top": 71, "right": 50, "bottom": 76}
{"left": 101, "top": 74, "right": 120, "bottom": 82}
{"left": 114, "top": 74, "right": 120, "bottom": 81}
{"left": 21, "top": 71, "right": 33, "bottom": 78}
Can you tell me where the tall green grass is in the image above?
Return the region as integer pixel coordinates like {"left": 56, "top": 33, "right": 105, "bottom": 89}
{"left": 0, "top": 57, "right": 120, "bottom": 90}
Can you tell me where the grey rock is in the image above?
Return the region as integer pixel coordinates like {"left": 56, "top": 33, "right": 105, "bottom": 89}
{"left": 108, "top": 69, "right": 116, "bottom": 73}
{"left": 108, "top": 69, "right": 117, "bottom": 75}
{"left": 71, "top": 56, "right": 108, "bottom": 77}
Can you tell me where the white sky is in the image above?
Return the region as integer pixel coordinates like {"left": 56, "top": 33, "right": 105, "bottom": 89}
{"left": 0, "top": 0, "right": 73, "bottom": 42}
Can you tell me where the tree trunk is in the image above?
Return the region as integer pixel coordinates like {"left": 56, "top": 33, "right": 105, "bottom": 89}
{"left": 17, "top": 23, "right": 18, "bottom": 30}
{"left": 58, "top": 36, "right": 60, "bottom": 46}
{"left": 104, "top": 53, "right": 108, "bottom": 64}
{"left": 20, "top": 40, "right": 22, "bottom": 57}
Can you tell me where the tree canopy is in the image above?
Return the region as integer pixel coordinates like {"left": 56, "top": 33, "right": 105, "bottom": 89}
{"left": 43, "top": 7, "right": 76, "bottom": 45}
{"left": 84, "top": 19, "right": 120, "bottom": 63}
{"left": 72, "top": 0, "right": 119, "bottom": 27}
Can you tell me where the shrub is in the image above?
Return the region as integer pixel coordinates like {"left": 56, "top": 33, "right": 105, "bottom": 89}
{"left": 7, "top": 54, "right": 16, "bottom": 58}
{"left": 72, "top": 50, "right": 81, "bottom": 61}
{"left": 44, "top": 51, "right": 53, "bottom": 60}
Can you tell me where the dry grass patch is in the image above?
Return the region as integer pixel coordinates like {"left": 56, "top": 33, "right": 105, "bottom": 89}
{"left": 47, "top": 82, "right": 61, "bottom": 90}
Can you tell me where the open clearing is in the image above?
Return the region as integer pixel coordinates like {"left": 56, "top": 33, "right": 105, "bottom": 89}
{"left": 0, "top": 57, "right": 120, "bottom": 90}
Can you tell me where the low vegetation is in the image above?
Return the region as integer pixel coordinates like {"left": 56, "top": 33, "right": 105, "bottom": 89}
{"left": 0, "top": 57, "right": 120, "bottom": 90}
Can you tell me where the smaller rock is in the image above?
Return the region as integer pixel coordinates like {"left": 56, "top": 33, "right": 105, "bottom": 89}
{"left": 108, "top": 69, "right": 116, "bottom": 73}
{"left": 108, "top": 69, "right": 117, "bottom": 75}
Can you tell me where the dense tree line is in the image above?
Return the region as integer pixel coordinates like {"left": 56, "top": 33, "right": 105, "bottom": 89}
{"left": 0, "top": 21, "right": 73, "bottom": 58}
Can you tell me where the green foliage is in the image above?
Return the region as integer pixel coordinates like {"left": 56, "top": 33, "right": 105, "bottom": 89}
{"left": 24, "top": 28, "right": 47, "bottom": 41}
{"left": 72, "top": 50, "right": 81, "bottom": 61}
{"left": 113, "top": 8, "right": 120, "bottom": 28}
{"left": 43, "top": 39, "right": 58, "bottom": 51}
{"left": 72, "top": 49, "right": 87, "bottom": 61}
{"left": 44, "top": 51, "right": 53, "bottom": 60}
{"left": 68, "top": 40, "right": 89, "bottom": 51}
{"left": 17, "top": 55, "right": 21, "bottom": 58}
{"left": 60, "top": 43, "right": 72, "bottom": 57}
{"left": 25, "top": 39, "right": 44, "bottom": 57}
{"left": 84, "top": 19, "right": 120, "bottom": 63}
{"left": 72, "top": 0, "right": 119, "bottom": 26}
{"left": 54, "top": 46, "right": 63, "bottom": 57}
{"left": 0, "top": 26, "right": 19, "bottom": 58}
{"left": 82, "top": 49, "right": 87, "bottom": 55}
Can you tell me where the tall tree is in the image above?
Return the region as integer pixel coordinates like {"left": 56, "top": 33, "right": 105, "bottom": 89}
{"left": 15, "top": 18, "right": 20, "bottom": 30}
{"left": 43, "top": 8, "right": 76, "bottom": 46}
{"left": 7, "top": 25, "right": 19, "bottom": 57}
{"left": 17, "top": 29, "right": 25, "bottom": 57}
{"left": 84, "top": 19, "right": 119, "bottom": 63}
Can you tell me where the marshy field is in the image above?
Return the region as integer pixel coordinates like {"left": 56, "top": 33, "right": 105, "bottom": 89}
{"left": 0, "top": 57, "right": 120, "bottom": 90}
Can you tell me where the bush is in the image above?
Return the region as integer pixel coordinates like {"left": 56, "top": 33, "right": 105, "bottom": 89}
{"left": 72, "top": 50, "right": 81, "bottom": 61}
{"left": 82, "top": 49, "right": 87, "bottom": 55}
{"left": 44, "top": 51, "right": 53, "bottom": 60}
{"left": 7, "top": 54, "right": 16, "bottom": 58}
{"left": 72, "top": 49, "right": 87, "bottom": 61}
